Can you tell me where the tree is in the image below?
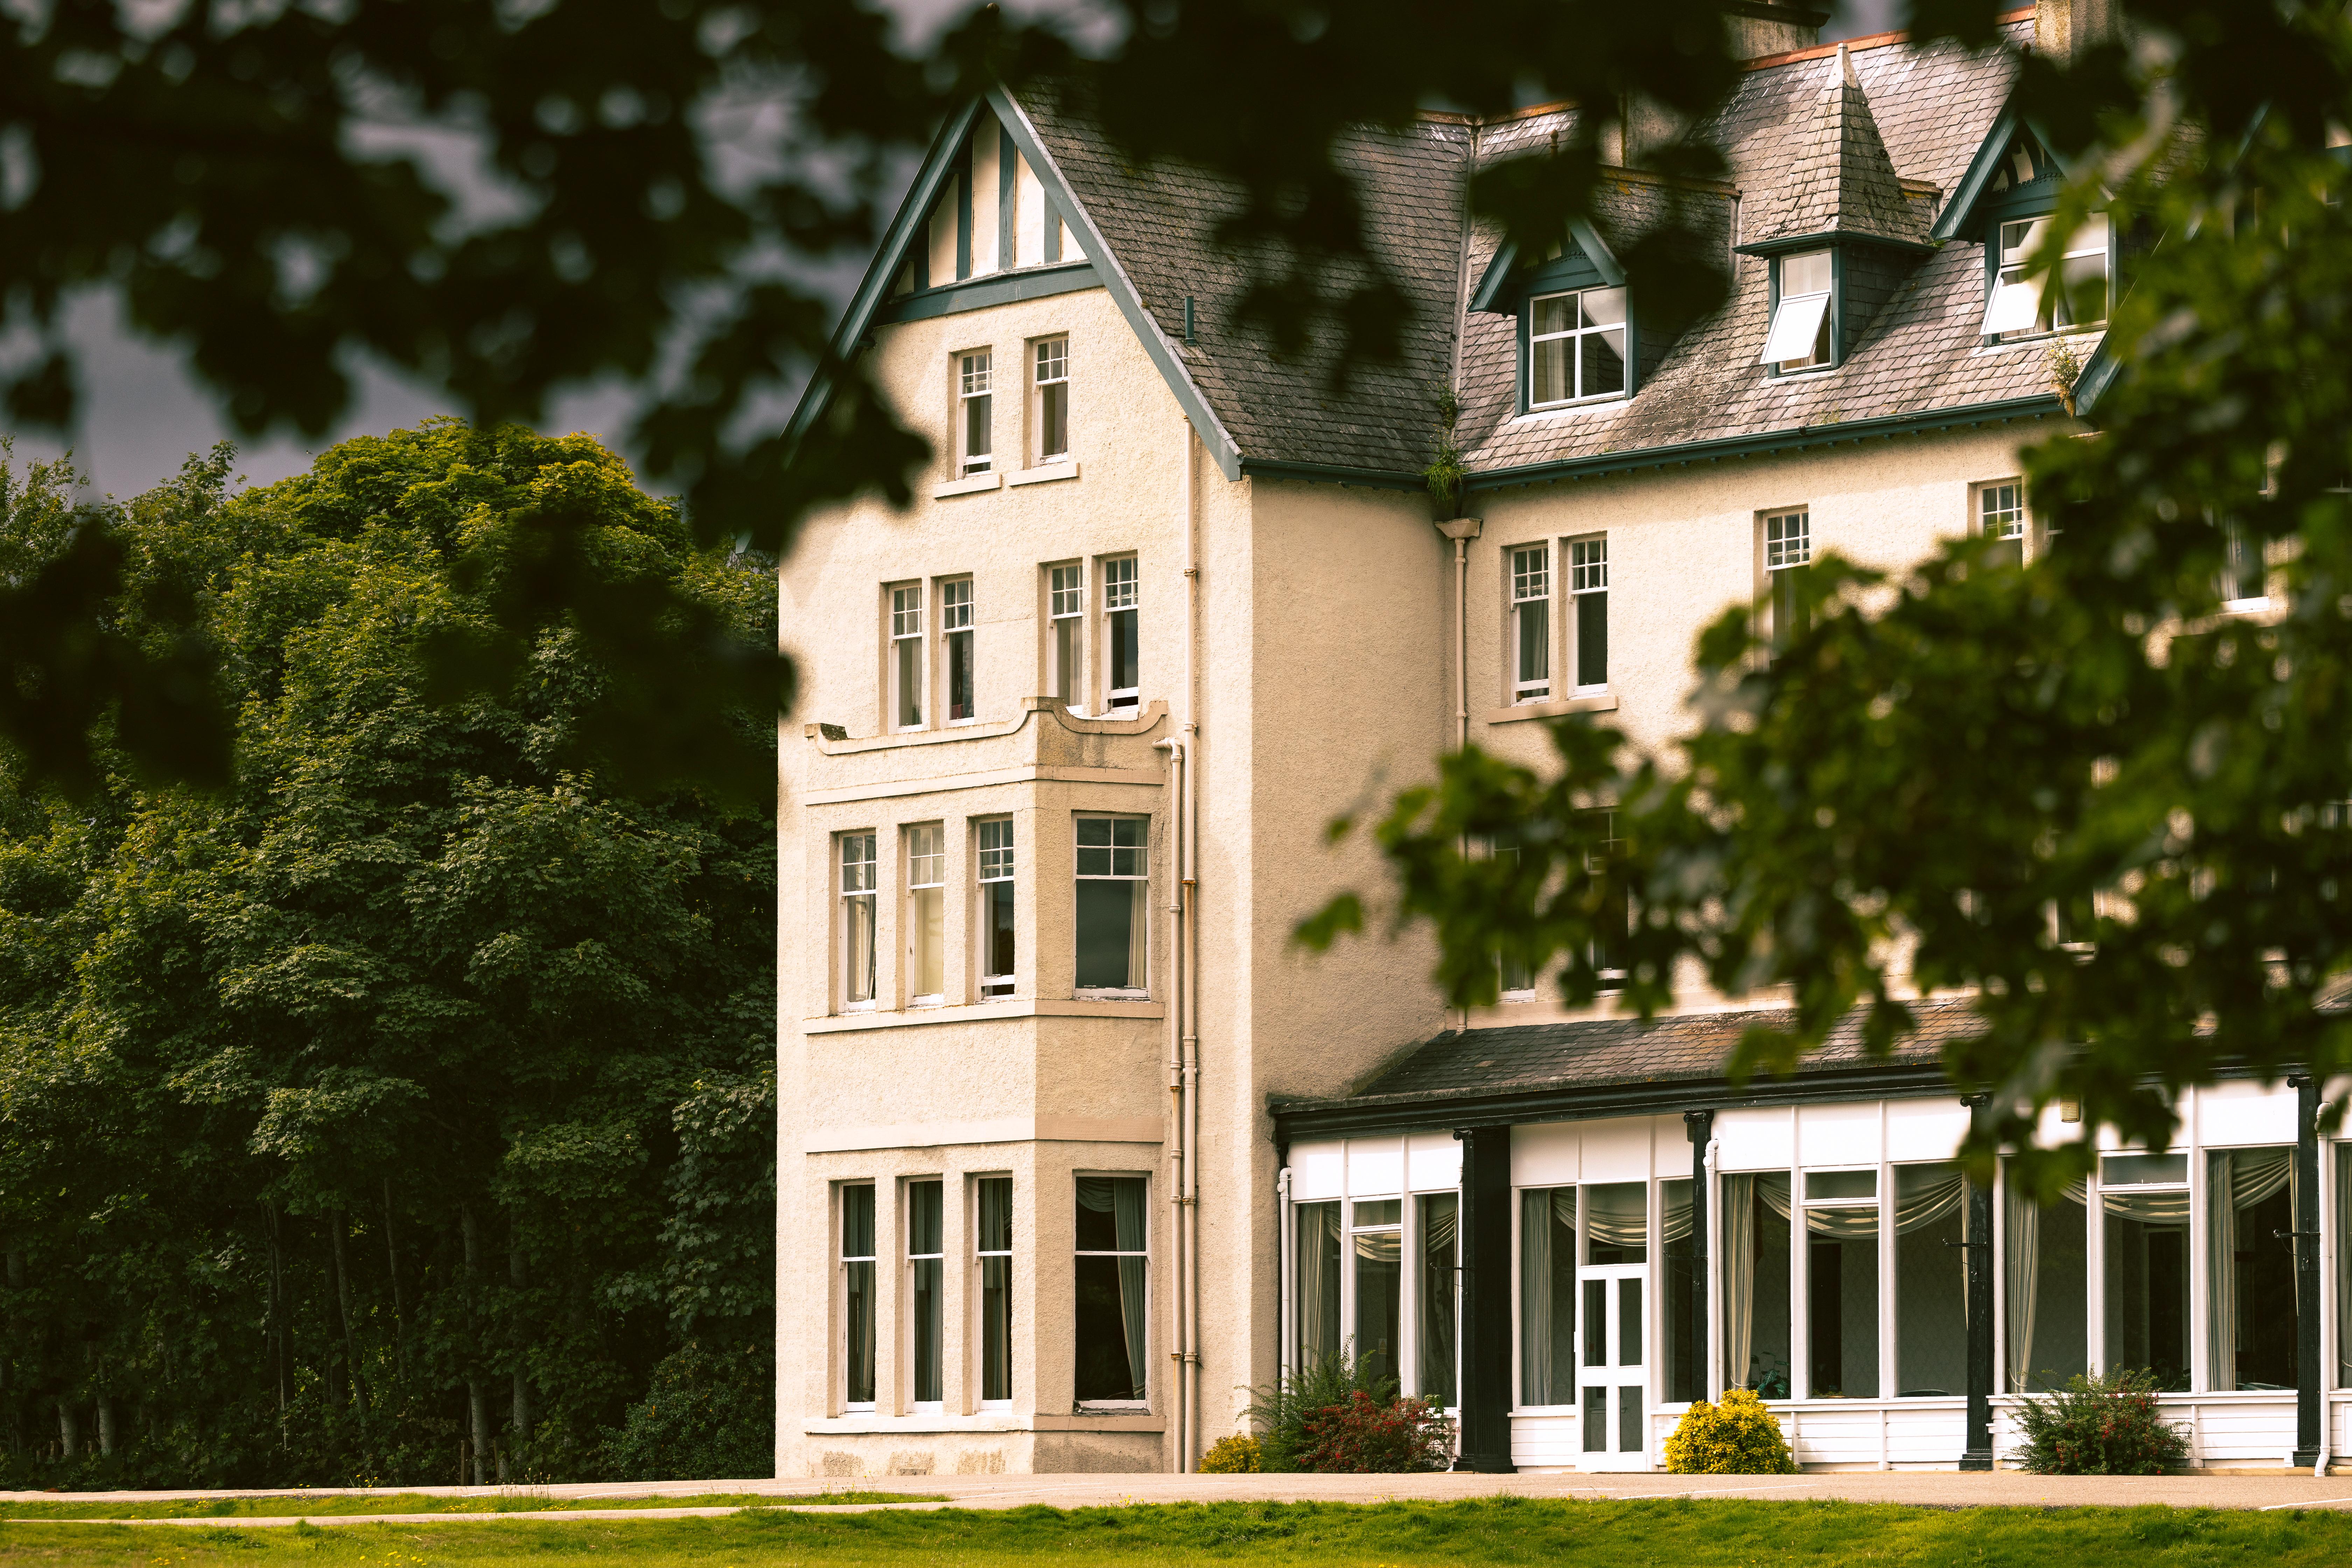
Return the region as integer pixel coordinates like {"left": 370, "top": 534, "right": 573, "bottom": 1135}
{"left": 0, "top": 422, "right": 774, "bottom": 1484}
{"left": 1301, "top": 4, "right": 2352, "bottom": 1180}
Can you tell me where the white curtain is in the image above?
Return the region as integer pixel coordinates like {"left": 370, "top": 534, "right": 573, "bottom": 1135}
{"left": 1723, "top": 1174, "right": 1755, "bottom": 1391}
{"left": 1894, "top": 1170, "right": 1966, "bottom": 1234}
{"left": 1297, "top": 1203, "right": 1339, "bottom": 1370}
{"left": 2205, "top": 1149, "right": 2291, "bottom": 1392}
{"left": 1419, "top": 1196, "right": 1459, "bottom": 1405}
{"left": 1520, "top": 1189, "right": 1552, "bottom": 1406}
{"left": 1127, "top": 880, "right": 1149, "bottom": 991}
{"left": 1112, "top": 1177, "right": 1150, "bottom": 1401}
{"left": 1662, "top": 1181, "right": 1693, "bottom": 1244}
{"left": 1586, "top": 1182, "right": 1647, "bottom": 1248}
{"left": 2004, "top": 1176, "right": 2086, "bottom": 1393}
{"left": 2340, "top": 1144, "right": 2352, "bottom": 1388}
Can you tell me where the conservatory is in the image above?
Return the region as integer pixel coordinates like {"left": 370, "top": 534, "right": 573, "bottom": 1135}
{"left": 1276, "top": 1065, "right": 2352, "bottom": 1472}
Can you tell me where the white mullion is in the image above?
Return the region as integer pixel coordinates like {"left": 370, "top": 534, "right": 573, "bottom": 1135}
{"left": 1789, "top": 1139, "right": 1809, "bottom": 1403}
{"left": 2187, "top": 1086, "right": 2209, "bottom": 1394}
{"left": 1878, "top": 1113, "right": 1896, "bottom": 1407}
{"left": 2085, "top": 1158, "right": 2106, "bottom": 1376}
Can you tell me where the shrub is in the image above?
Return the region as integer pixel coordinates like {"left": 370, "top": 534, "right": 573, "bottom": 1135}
{"left": 1663, "top": 1389, "right": 1797, "bottom": 1475}
{"left": 2013, "top": 1368, "right": 2191, "bottom": 1475}
{"left": 1241, "top": 1347, "right": 1390, "bottom": 1472}
{"left": 1293, "top": 1391, "right": 1456, "bottom": 1474}
{"left": 602, "top": 1338, "right": 774, "bottom": 1480}
{"left": 1200, "top": 1434, "right": 1263, "bottom": 1473}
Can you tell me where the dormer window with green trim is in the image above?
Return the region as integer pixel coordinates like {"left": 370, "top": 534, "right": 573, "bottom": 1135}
{"left": 1528, "top": 286, "right": 1628, "bottom": 408}
{"left": 1982, "top": 214, "right": 2110, "bottom": 340}
{"left": 1760, "top": 248, "right": 1835, "bottom": 374}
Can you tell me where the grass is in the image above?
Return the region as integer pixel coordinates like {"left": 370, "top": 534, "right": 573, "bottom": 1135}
{"left": 1, "top": 1496, "right": 2351, "bottom": 1566}
{"left": 0, "top": 1490, "right": 934, "bottom": 1520}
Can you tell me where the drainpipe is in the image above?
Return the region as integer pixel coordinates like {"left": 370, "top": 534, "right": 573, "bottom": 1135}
{"left": 1434, "top": 517, "right": 1482, "bottom": 1032}
{"left": 1154, "top": 734, "right": 1188, "bottom": 1471}
{"left": 1182, "top": 428, "right": 1203, "bottom": 1474}
{"left": 1276, "top": 1166, "right": 1294, "bottom": 1386}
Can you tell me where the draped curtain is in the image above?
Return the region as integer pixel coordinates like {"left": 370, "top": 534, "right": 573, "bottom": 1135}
{"left": 1297, "top": 1203, "right": 1340, "bottom": 1371}
{"left": 1661, "top": 1182, "right": 1693, "bottom": 1245}
{"left": 1723, "top": 1174, "right": 1755, "bottom": 1391}
{"left": 1112, "top": 1178, "right": 1149, "bottom": 1400}
{"left": 1419, "top": 1196, "right": 1459, "bottom": 1407}
{"left": 1585, "top": 1182, "right": 1647, "bottom": 1248}
{"left": 1127, "top": 880, "right": 1149, "bottom": 990}
{"left": 1519, "top": 1188, "right": 1574, "bottom": 1406}
{"left": 2340, "top": 1145, "right": 2352, "bottom": 1388}
{"left": 2205, "top": 1149, "right": 2291, "bottom": 1392}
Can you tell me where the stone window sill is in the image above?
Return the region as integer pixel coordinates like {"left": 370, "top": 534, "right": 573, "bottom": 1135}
{"left": 1486, "top": 691, "right": 1618, "bottom": 724}
{"left": 933, "top": 471, "right": 1002, "bottom": 499}
{"left": 1007, "top": 461, "right": 1079, "bottom": 487}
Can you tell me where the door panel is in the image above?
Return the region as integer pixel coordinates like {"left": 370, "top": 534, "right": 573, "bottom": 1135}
{"left": 1577, "top": 1263, "right": 1648, "bottom": 1469}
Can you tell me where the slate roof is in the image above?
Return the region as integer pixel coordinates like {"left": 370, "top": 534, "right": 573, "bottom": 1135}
{"left": 1282, "top": 995, "right": 1987, "bottom": 1117}
{"left": 1002, "top": 15, "right": 2073, "bottom": 482}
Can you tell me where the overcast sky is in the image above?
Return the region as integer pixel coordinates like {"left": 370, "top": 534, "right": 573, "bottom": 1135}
{"left": 22, "top": 0, "right": 1903, "bottom": 503}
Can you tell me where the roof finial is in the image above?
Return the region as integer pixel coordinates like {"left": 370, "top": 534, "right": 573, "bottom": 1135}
{"left": 1837, "top": 41, "right": 1857, "bottom": 88}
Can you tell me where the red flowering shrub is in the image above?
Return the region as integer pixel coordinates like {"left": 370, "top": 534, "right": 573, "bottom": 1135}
{"left": 1292, "top": 1391, "right": 1456, "bottom": 1474}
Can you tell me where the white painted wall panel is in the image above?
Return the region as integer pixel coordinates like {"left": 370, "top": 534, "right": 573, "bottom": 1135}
{"left": 1885, "top": 1097, "right": 1968, "bottom": 1163}
{"left": 1513, "top": 1122, "right": 1580, "bottom": 1187}
{"left": 1348, "top": 1137, "right": 1403, "bottom": 1198}
{"left": 970, "top": 128, "right": 1001, "bottom": 275}
{"left": 1409, "top": 1131, "right": 1462, "bottom": 1191}
{"left": 1716, "top": 1106, "right": 1794, "bottom": 1172}
{"left": 1580, "top": 1116, "right": 1652, "bottom": 1183}
{"left": 1798, "top": 1101, "right": 1881, "bottom": 1168}
{"left": 927, "top": 184, "right": 957, "bottom": 287}
{"left": 1291, "top": 1140, "right": 1343, "bottom": 1201}
{"left": 1015, "top": 154, "right": 1045, "bottom": 268}
{"left": 2197, "top": 1080, "right": 2297, "bottom": 1148}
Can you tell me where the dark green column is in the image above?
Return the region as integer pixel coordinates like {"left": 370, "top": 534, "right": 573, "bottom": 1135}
{"left": 1454, "top": 1125, "right": 1514, "bottom": 1472}
{"left": 2293, "top": 1074, "right": 2322, "bottom": 1471}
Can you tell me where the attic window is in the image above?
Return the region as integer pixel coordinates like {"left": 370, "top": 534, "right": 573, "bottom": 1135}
{"left": 1529, "top": 287, "right": 1628, "bottom": 407}
{"left": 1760, "top": 249, "right": 1834, "bottom": 373}
{"left": 1982, "top": 215, "right": 2109, "bottom": 339}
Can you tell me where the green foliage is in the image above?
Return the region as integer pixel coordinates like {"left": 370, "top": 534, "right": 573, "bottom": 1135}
{"left": 1662, "top": 1389, "right": 1797, "bottom": 1475}
{"left": 0, "top": 423, "right": 773, "bottom": 1486}
{"left": 1292, "top": 1391, "right": 1456, "bottom": 1474}
{"left": 2014, "top": 1370, "right": 2193, "bottom": 1476}
{"left": 601, "top": 1339, "right": 777, "bottom": 1483}
{"left": 1199, "top": 1433, "right": 1263, "bottom": 1474}
{"left": 1241, "top": 1347, "right": 1389, "bottom": 1473}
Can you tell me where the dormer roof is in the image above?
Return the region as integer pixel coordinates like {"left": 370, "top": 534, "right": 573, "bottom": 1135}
{"left": 1738, "top": 44, "right": 1934, "bottom": 254}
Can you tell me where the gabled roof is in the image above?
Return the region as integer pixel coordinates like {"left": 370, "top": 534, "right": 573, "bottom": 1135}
{"left": 1466, "top": 219, "right": 1624, "bottom": 315}
{"left": 1930, "top": 104, "right": 2074, "bottom": 243}
{"left": 1738, "top": 43, "right": 1934, "bottom": 254}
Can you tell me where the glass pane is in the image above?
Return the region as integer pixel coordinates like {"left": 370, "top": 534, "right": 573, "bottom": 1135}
{"left": 1807, "top": 1205, "right": 1879, "bottom": 1398}
{"left": 2003, "top": 1161, "right": 2088, "bottom": 1392}
{"left": 1352, "top": 1199, "right": 1400, "bottom": 1227}
{"left": 1893, "top": 1162, "right": 1966, "bottom": 1396}
{"left": 979, "top": 1176, "right": 1012, "bottom": 1251}
{"left": 1580, "top": 328, "right": 1626, "bottom": 398}
{"left": 841, "top": 1185, "right": 874, "bottom": 1257}
{"left": 1617, "top": 1276, "right": 1643, "bottom": 1366}
{"left": 1662, "top": 1178, "right": 1697, "bottom": 1402}
{"left": 1418, "top": 1194, "right": 1458, "bottom": 1407}
{"left": 1040, "top": 380, "right": 1068, "bottom": 459}
{"left": 1074, "top": 879, "right": 1139, "bottom": 990}
{"left": 2339, "top": 1144, "right": 2352, "bottom": 1388}
{"left": 1575, "top": 590, "right": 1608, "bottom": 688}
{"left": 2102, "top": 1153, "right": 2188, "bottom": 1187}
{"left": 913, "top": 1256, "right": 943, "bottom": 1401}
{"left": 1782, "top": 249, "right": 1833, "bottom": 296}
{"left": 1583, "top": 1278, "right": 1606, "bottom": 1367}
{"left": 1297, "top": 1202, "right": 1342, "bottom": 1372}
{"left": 964, "top": 390, "right": 992, "bottom": 468}
{"left": 1516, "top": 599, "right": 1550, "bottom": 688}
{"left": 844, "top": 1259, "right": 875, "bottom": 1403}
{"left": 1579, "top": 287, "right": 1626, "bottom": 328}
{"left": 1110, "top": 607, "right": 1139, "bottom": 698}
{"left": 909, "top": 1180, "right": 943, "bottom": 1255}
{"left": 1585, "top": 1181, "right": 1647, "bottom": 1265}
{"left": 896, "top": 636, "right": 923, "bottom": 727}
{"left": 1054, "top": 617, "right": 1082, "bottom": 704}
{"left": 2102, "top": 1181, "right": 2190, "bottom": 1391}
{"left": 1532, "top": 294, "right": 1572, "bottom": 335}
{"left": 1582, "top": 1384, "right": 1606, "bottom": 1451}
{"left": 2058, "top": 249, "right": 2107, "bottom": 326}
{"left": 1725, "top": 1172, "right": 1791, "bottom": 1397}
{"left": 2207, "top": 1148, "right": 2296, "bottom": 1391}
{"left": 845, "top": 895, "right": 876, "bottom": 1003}
{"left": 981, "top": 1254, "right": 1012, "bottom": 1400}
{"left": 1074, "top": 1255, "right": 1143, "bottom": 1400}
{"left": 1806, "top": 1169, "right": 1877, "bottom": 1203}
{"left": 1520, "top": 1188, "right": 1577, "bottom": 1405}
{"left": 948, "top": 630, "right": 974, "bottom": 720}
{"left": 1531, "top": 335, "right": 1569, "bottom": 405}
{"left": 1617, "top": 1384, "right": 1644, "bottom": 1454}
{"left": 1354, "top": 1229, "right": 1402, "bottom": 1388}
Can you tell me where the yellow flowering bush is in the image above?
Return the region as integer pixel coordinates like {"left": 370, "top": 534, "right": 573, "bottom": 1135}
{"left": 1200, "top": 1434, "right": 1263, "bottom": 1473}
{"left": 1662, "top": 1389, "right": 1797, "bottom": 1475}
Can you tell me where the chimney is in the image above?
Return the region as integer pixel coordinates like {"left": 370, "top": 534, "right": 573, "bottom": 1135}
{"left": 1725, "top": 1, "right": 1828, "bottom": 62}
{"left": 2035, "top": 0, "right": 2119, "bottom": 63}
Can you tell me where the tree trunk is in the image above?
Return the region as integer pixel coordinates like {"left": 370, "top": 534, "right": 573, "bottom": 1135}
{"left": 383, "top": 1180, "right": 405, "bottom": 1362}
{"left": 57, "top": 1399, "right": 78, "bottom": 1460}
{"left": 97, "top": 1394, "right": 115, "bottom": 1456}
{"left": 265, "top": 1205, "right": 289, "bottom": 1422}
{"left": 468, "top": 1380, "right": 492, "bottom": 1485}
{"left": 508, "top": 1232, "right": 533, "bottom": 1445}
{"left": 329, "top": 1211, "right": 368, "bottom": 1419}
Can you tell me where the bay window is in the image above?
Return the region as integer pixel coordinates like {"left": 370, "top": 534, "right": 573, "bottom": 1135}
{"left": 1074, "top": 814, "right": 1147, "bottom": 995}
{"left": 1891, "top": 1162, "right": 1967, "bottom": 1397}
{"left": 1519, "top": 1186, "right": 1577, "bottom": 1407}
{"left": 978, "top": 818, "right": 1016, "bottom": 998}
{"left": 1511, "top": 544, "right": 1550, "bottom": 703}
{"left": 1722, "top": 1171, "right": 1793, "bottom": 1397}
{"left": 1074, "top": 1174, "right": 1148, "bottom": 1405}
{"left": 1417, "top": 1193, "right": 1459, "bottom": 1408}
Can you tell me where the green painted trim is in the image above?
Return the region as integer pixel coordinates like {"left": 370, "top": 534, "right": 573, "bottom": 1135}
{"left": 997, "top": 125, "right": 1017, "bottom": 271}
{"left": 1464, "top": 395, "right": 2067, "bottom": 493}
{"left": 986, "top": 85, "right": 1247, "bottom": 482}
{"left": 955, "top": 160, "right": 972, "bottom": 280}
{"left": 1471, "top": 221, "right": 1623, "bottom": 316}
{"left": 875, "top": 261, "right": 1102, "bottom": 325}
{"left": 1735, "top": 228, "right": 1937, "bottom": 258}
{"left": 1239, "top": 458, "right": 1424, "bottom": 492}
{"left": 1467, "top": 237, "right": 1520, "bottom": 314}
{"left": 2072, "top": 338, "right": 2121, "bottom": 420}
{"left": 785, "top": 100, "right": 985, "bottom": 446}
{"left": 1933, "top": 103, "right": 2077, "bottom": 245}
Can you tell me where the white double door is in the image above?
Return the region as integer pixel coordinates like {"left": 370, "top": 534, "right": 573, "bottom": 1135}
{"left": 1577, "top": 1262, "right": 1648, "bottom": 1470}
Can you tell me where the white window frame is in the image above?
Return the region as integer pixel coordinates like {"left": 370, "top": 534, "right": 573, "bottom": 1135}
{"left": 1346, "top": 1195, "right": 1407, "bottom": 1398}
{"left": 1568, "top": 534, "right": 1608, "bottom": 695}
{"left": 957, "top": 349, "right": 994, "bottom": 475}
{"left": 1979, "top": 479, "right": 2029, "bottom": 564}
{"left": 905, "top": 1176, "right": 946, "bottom": 1415}
{"left": 973, "top": 1173, "right": 1015, "bottom": 1412}
{"left": 1760, "top": 249, "right": 1833, "bottom": 372}
{"left": 1527, "top": 285, "right": 1630, "bottom": 409}
{"left": 888, "top": 582, "right": 925, "bottom": 732}
{"left": 976, "top": 817, "right": 1016, "bottom": 999}
{"left": 1583, "top": 808, "right": 1629, "bottom": 987}
{"left": 1073, "top": 1172, "right": 1151, "bottom": 1410}
{"left": 839, "top": 1182, "right": 877, "bottom": 1413}
{"left": 1983, "top": 214, "right": 2110, "bottom": 340}
{"left": 1048, "top": 562, "right": 1086, "bottom": 712}
{"left": 905, "top": 823, "right": 946, "bottom": 1007}
{"left": 1101, "top": 555, "right": 1140, "bottom": 711}
{"left": 1073, "top": 813, "right": 1149, "bottom": 999}
{"left": 839, "top": 831, "right": 878, "bottom": 1012}
{"left": 1762, "top": 509, "right": 1810, "bottom": 651}
{"left": 1033, "top": 336, "right": 1070, "bottom": 463}
{"left": 941, "top": 576, "right": 976, "bottom": 724}
{"left": 1510, "top": 543, "right": 1552, "bottom": 704}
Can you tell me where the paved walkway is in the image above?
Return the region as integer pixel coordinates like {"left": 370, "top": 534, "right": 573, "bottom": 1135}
{"left": 9, "top": 1469, "right": 2352, "bottom": 1525}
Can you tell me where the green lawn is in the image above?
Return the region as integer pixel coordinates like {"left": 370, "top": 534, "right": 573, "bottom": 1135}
{"left": 2, "top": 1497, "right": 2350, "bottom": 1566}
{"left": 0, "top": 1491, "right": 931, "bottom": 1520}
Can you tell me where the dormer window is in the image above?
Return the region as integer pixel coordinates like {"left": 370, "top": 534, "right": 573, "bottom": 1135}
{"left": 1982, "top": 214, "right": 2109, "bottom": 340}
{"left": 1528, "top": 286, "right": 1628, "bottom": 408}
{"left": 1760, "top": 249, "right": 1835, "bottom": 373}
